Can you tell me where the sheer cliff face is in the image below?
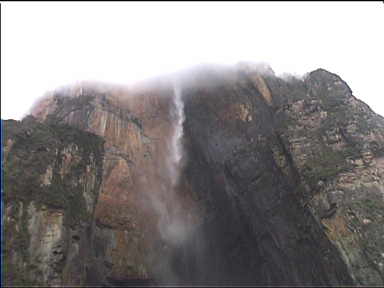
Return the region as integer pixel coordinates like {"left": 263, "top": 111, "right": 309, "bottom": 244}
{"left": 31, "top": 79, "right": 200, "bottom": 284}
{"left": 3, "top": 117, "right": 104, "bottom": 286}
{"left": 5, "top": 64, "right": 384, "bottom": 285}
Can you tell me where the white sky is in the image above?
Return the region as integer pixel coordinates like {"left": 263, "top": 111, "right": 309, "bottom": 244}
{"left": 1, "top": 2, "right": 384, "bottom": 120}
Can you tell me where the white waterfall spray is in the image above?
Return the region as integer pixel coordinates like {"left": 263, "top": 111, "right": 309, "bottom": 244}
{"left": 169, "top": 83, "right": 185, "bottom": 188}
{"left": 159, "top": 81, "right": 189, "bottom": 246}
{"left": 145, "top": 80, "right": 189, "bottom": 249}
{"left": 163, "top": 81, "right": 189, "bottom": 246}
{"left": 146, "top": 80, "right": 188, "bottom": 284}
{"left": 137, "top": 80, "right": 199, "bottom": 284}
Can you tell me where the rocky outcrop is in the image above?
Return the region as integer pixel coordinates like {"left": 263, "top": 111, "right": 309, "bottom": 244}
{"left": 3, "top": 116, "right": 104, "bottom": 286}
{"left": 4, "top": 63, "right": 384, "bottom": 286}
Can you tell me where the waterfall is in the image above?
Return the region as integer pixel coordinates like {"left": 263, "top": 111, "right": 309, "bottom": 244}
{"left": 148, "top": 81, "right": 188, "bottom": 284}
{"left": 145, "top": 80, "right": 188, "bottom": 249}
{"left": 160, "top": 81, "right": 188, "bottom": 246}
{"left": 169, "top": 83, "right": 185, "bottom": 188}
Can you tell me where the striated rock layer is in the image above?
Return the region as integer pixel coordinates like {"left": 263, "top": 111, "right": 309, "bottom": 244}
{"left": 3, "top": 63, "right": 384, "bottom": 286}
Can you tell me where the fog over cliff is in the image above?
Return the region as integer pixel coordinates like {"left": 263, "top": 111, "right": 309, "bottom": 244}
{"left": 3, "top": 63, "right": 384, "bottom": 286}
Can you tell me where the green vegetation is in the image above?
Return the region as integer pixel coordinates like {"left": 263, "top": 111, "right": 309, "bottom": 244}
{"left": 48, "top": 93, "right": 96, "bottom": 125}
{"left": 64, "top": 184, "right": 89, "bottom": 227}
{"left": 341, "top": 146, "right": 362, "bottom": 160}
{"left": 4, "top": 262, "right": 42, "bottom": 286}
{"left": 302, "top": 146, "right": 349, "bottom": 189}
{"left": 361, "top": 199, "right": 379, "bottom": 210}
{"left": 4, "top": 117, "right": 104, "bottom": 227}
{"left": 351, "top": 198, "right": 384, "bottom": 216}
{"left": 131, "top": 117, "right": 143, "bottom": 131}
{"left": 3, "top": 202, "right": 38, "bottom": 286}
{"left": 276, "top": 110, "right": 297, "bottom": 132}
{"left": 319, "top": 94, "right": 345, "bottom": 113}
{"left": 18, "top": 203, "right": 31, "bottom": 261}
{"left": 3, "top": 116, "right": 105, "bottom": 286}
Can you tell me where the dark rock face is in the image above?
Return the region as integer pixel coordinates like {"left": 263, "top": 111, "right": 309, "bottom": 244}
{"left": 4, "top": 63, "right": 384, "bottom": 286}
{"left": 171, "top": 68, "right": 353, "bottom": 285}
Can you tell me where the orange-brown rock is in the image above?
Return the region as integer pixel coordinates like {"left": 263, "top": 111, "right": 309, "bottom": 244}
{"left": 31, "top": 78, "right": 200, "bottom": 282}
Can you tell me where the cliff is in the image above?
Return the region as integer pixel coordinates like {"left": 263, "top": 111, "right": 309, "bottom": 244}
{"left": 3, "top": 116, "right": 104, "bottom": 286}
{"left": 3, "top": 63, "right": 384, "bottom": 286}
